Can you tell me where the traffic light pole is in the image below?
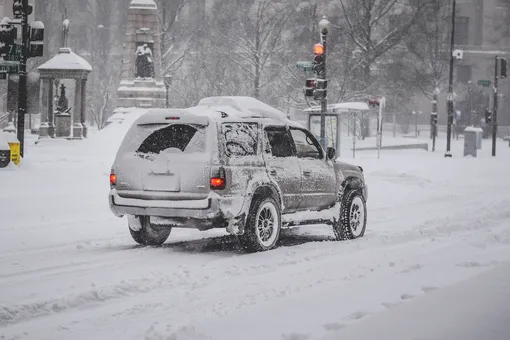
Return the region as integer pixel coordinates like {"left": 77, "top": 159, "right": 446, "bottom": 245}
{"left": 445, "top": 0, "right": 456, "bottom": 158}
{"left": 431, "top": 90, "right": 438, "bottom": 152}
{"left": 492, "top": 56, "right": 498, "bottom": 157}
{"left": 319, "top": 33, "right": 327, "bottom": 152}
{"left": 16, "top": 0, "right": 29, "bottom": 158}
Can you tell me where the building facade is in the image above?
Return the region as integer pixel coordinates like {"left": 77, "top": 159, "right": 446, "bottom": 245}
{"left": 412, "top": 0, "right": 510, "bottom": 132}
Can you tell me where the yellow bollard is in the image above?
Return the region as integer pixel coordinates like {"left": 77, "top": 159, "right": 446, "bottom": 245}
{"left": 8, "top": 141, "right": 20, "bottom": 165}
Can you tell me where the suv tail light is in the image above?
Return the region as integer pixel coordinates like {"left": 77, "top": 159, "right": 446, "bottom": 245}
{"left": 210, "top": 167, "right": 226, "bottom": 190}
{"left": 110, "top": 173, "right": 117, "bottom": 186}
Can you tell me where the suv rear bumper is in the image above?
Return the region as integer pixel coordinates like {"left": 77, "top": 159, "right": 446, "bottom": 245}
{"left": 109, "top": 189, "right": 247, "bottom": 230}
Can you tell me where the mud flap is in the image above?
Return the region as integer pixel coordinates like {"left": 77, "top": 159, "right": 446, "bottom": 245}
{"left": 226, "top": 213, "right": 246, "bottom": 235}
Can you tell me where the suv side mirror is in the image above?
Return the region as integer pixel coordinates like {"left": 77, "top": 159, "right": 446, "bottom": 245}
{"left": 326, "top": 147, "right": 336, "bottom": 160}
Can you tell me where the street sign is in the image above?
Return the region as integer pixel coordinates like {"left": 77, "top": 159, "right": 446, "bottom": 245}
{"left": 446, "top": 92, "right": 453, "bottom": 101}
{"left": 0, "top": 63, "right": 19, "bottom": 73}
{"left": 478, "top": 80, "right": 492, "bottom": 87}
{"left": 4, "top": 44, "right": 22, "bottom": 62}
{"left": 296, "top": 61, "right": 313, "bottom": 71}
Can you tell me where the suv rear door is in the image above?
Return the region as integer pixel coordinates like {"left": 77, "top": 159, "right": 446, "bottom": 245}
{"left": 113, "top": 117, "right": 214, "bottom": 201}
{"left": 289, "top": 127, "right": 336, "bottom": 211}
{"left": 263, "top": 126, "right": 302, "bottom": 213}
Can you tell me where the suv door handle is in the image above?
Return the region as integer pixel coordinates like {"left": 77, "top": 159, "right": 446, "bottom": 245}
{"left": 270, "top": 169, "right": 277, "bottom": 176}
{"left": 303, "top": 171, "right": 311, "bottom": 176}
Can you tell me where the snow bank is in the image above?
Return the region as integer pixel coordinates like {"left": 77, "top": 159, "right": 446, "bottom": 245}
{"left": 317, "top": 262, "right": 510, "bottom": 340}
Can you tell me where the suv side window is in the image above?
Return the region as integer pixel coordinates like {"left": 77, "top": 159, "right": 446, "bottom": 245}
{"left": 290, "top": 128, "right": 323, "bottom": 159}
{"left": 264, "top": 127, "right": 295, "bottom": 158}
{"left": 222, "top": 122, "right": 258, "bottom": 157}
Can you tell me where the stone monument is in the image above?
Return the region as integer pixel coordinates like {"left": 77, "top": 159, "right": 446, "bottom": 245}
{"left": 116, "top": 0, "right": 166, "bottom": 108}
{"left": 37, "top": 18, "right": 92, "bottom": 141}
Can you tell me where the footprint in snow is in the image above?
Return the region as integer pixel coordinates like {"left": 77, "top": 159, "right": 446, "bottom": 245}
{"left": 281, "top": 333, "right": 310, "bottom": 340}
{"left": 345, "top": 311, "right": 369, "bottom": 320}
{"left": 422, "top": 286, "right": 438, "bottom": 293}
{"left": 401, "top": 293, "right": 415, "bottom": 300}
{"left": 399, "top": 264, "right": 423, "bottom": 273}
{"left": 323, "top": 322, "right": 346, "bottom": 331}
{"left": 456, "top": 261, "right": 485, "bottom": 268}
{"left": 381, "top": 301, "right": 402, "bottom": 309}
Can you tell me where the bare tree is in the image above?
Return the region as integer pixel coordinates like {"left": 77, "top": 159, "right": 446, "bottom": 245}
{"left": 89, "top": 75, "right": 116, "bottom": 130}
{"left": 405, "top": 0, "right": 450, "bottom": 98}
{"left": 210, "top": 0, "right": 305, "bottom": 99}
{"left": 338, "top": 0, "right": 429, "bottom": 92}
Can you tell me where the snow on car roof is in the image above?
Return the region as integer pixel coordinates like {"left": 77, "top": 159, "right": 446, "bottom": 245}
{"left": 134, "top": 96, "right": 296, "bottom": 126}
{"left": 195, "top": 96, "right": 290, "bottom": 122}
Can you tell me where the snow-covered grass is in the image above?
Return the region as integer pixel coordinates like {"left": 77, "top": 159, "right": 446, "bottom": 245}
{"left": 1, "top": 116, "right": 510, "bottom": 340}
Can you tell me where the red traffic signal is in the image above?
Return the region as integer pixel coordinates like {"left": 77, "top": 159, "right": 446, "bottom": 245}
{"left": 314, "top": 43, "right": 324, "bottom": 55}
{"left": 368, "top": 99, "right": 380, "bottom": 107}
{"left": 305, "top": 79, "right": 315, "bottom": 88}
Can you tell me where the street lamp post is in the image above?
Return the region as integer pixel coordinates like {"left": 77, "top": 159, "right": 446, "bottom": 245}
{"left": 318, "top": 16, "right": 330, "bottom": 152}
{"left": 164, "top": 74, "right": 172, "bottom": 108}
{"left": 431, "top": 87, "right": 439, "bottom": 152}
{"left": 445, "top": 0, "right": 456, "bottom": 157}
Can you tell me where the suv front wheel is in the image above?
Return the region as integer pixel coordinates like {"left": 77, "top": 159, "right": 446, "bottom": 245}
{"left": 334, "top": 189, "right": 367, "bottom": 240}
{"left": 128, "top": 216, "right": 172, "bottom": 246}
{"left": 240, "top": 196, "right": 281, "bottom": 252}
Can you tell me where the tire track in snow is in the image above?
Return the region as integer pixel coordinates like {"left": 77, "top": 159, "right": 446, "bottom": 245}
{"left": 1, "top": 196, "right": 510, "bottom": 328}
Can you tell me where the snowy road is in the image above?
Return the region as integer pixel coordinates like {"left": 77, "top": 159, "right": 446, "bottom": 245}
{"left": 1, "top": 127, "right": 510, "bottom": 340}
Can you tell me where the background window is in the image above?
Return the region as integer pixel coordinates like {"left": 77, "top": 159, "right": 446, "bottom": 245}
{"left": 455, "top": 16, "right": 469, "bottom": 45}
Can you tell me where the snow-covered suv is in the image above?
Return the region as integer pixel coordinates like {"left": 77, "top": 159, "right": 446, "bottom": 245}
{"left": 109, "top": 97, "right": 368, "bottom": 252}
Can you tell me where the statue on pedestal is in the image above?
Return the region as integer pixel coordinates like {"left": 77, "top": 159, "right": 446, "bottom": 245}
{"left": 56, "top": 84, "right": 71, "bottom": 114}
{"left": 135, "top": 44, "right": 154, "bottom": 79}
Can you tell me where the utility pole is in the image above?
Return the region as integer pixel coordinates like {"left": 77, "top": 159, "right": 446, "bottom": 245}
{"left": 16, "top": 0, "right": 29, "bottom": 158}
{"left": 492, "top": 56, "right": 507, "bottom": 157}
{"left": 445, "top": 0, "right": 456, "bottom": 158}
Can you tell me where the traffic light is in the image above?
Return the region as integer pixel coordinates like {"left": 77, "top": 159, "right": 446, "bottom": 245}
{"left": 13, "top": 0, "right": 32, "bottom": 20}
{"left": 430, "top": 113, "right": 438, "bottom": 126}
{"left": 485, "top": 108, "right": 492, "bottom": 123}
{"left": 313, "top": 79, "right": 327, "bottom": 100}
{"left": 312, "top": 43, "right": 325, "bottom": 77}
{"left": 305, "top": 78, "right": 315, "bottom": 97}
{"left": 0, "top": 23, "right": 17, "bottom": 58}
{"left": 498, "top": 57, "right": 507, "bottom": 79}
{"left": 368, "top": 99, "right": 380, "bottom": 107}
{"left": 29, "top": 21, "right": 44, "bottom": 57}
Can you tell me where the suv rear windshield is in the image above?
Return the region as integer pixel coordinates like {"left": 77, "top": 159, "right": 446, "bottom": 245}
{"left": 222, "top": 122, "right": 258, "bottom": 157}
{"left": 134, "top": 124, "right": 206, "bottom": 155}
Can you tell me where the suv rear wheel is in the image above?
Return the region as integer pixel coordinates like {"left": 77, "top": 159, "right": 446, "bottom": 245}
{"left": 333, "top": 189, "right": 367, "bottom": 240}
{"left": 240, "top": 196, "right": 281, "bottom": 252}
{"left": 128, "top": 216, "right": 172, "bottom": 246}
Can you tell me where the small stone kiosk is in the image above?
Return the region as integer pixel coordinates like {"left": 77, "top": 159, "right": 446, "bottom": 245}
{"left": 37, "top": 21, "right": 92, "bottom": 141}
{"left": 116, "top": 0, "right": 166, "bottom": 108}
